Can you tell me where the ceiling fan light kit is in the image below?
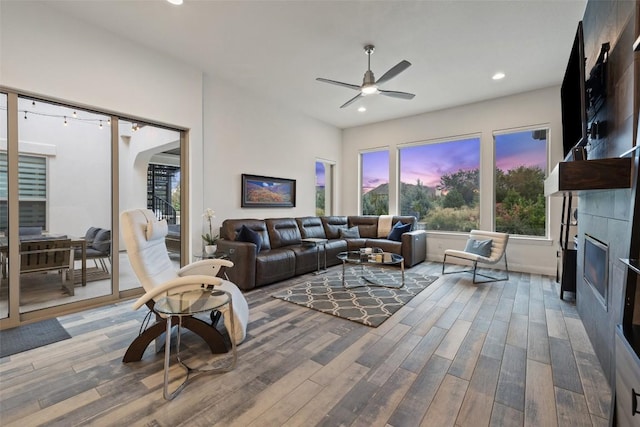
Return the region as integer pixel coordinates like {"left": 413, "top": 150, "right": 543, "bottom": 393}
{"left": 316, "top": 44, "right": 415, "bottom": 108}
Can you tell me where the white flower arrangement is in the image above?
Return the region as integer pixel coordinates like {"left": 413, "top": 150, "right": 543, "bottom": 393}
{"left": 201, "top": 208, "right": 219, "bottom": 245}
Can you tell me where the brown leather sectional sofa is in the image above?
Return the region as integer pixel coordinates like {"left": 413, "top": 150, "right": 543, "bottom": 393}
{"left": 218, "top": 215, "right": 427, "bottom": 291}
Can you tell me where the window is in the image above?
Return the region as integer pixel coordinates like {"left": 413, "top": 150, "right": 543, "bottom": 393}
{"left": 361, "top": 150, "right": 389, "bottom": 215}
{"left": 494, "top": 128, "right": 547, "bottom": 236}
{"left": 315, "top": 160, "right": 335, "bottom": 216}
{"left": 315, "top": 161, "right": 325, "bottom": 216}
{"left": 399, "top": 137, "right": 480, "bottom": 231}
{"left": 0, "top": 153, "right": 47, "bottom": 231}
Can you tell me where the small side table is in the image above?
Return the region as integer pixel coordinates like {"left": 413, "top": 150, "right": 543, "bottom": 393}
{"left": 154, "top": 288, "right": 237, "bottom": 400}
{"left": 193, "top": 252, "right": 231, "bottom": 280}
{"left": 301, "top": 238, "right": 328, "bottom": 274}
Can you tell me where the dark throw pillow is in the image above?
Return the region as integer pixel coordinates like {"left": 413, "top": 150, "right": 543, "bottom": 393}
{"left": 339, "top": 226, "right": 360, "bottom": 239}
{"left": 464, "top": 238, "right": 493, "bottom": 257}
{"left": 387, "top": 221, "right": 411, "bottom": 242}
{"left": 236, "top": 225, "right": 263, "bottom": 252}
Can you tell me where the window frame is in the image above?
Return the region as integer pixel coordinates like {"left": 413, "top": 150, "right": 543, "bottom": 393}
{"left": 360, "top": 148, "right": 390, "bottom": 215}
{"left": 397, "top": 134, "right": 481, "bottom": 232}
{"left": 493, "top": 125, "right": 549, "bottom": 238}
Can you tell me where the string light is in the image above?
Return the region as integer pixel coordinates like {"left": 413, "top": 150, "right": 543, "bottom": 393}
{"left": 0, "top": 106, "right": 120, "bottom": 130}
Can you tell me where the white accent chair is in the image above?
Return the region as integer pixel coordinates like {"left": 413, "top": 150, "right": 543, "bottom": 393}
{"left": 442, "top": 230, "right": 510, "bottom": 283}
{"left": 121, "top": 208, "right": 249, "bottom": 363}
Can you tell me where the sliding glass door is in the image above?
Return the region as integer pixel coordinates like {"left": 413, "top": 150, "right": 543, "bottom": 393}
{"left": 0, "top": 92, "right": 7, "bottom": 320}
{"left": 16, "top": 97, "right": 113, "bottom": 313}
{"left": 118, "top": 120, "right": 182, "bottom": 293}
{"left": 0, "top": 90, "right": 187, "bottom": 327}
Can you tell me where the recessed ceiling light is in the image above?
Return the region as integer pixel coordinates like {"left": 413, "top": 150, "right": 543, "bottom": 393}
{"left": 167, "top": 0, "right": 183, "bottom": 5}
{"left": 492, "top": 72, "right": 506, "bottom": 80}
{"left": 358, "top": 106, "right": 367, "bottom": 112}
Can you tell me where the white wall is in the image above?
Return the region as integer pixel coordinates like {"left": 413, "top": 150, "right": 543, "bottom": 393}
{"left": 0, "top": 1, "right": 343, "bottom": 255}
{"left": 0, "top": 1, "right": 203, "bottom": 249}
{"left": 342, "top": 86, "right": 565, "bottom": 275}
{"left": 201, "top": 75, "right": 342, "bottom": 237}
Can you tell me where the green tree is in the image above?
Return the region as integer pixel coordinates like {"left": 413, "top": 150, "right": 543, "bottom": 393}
{"left": 439, "top": 169, "right": 479, "bottom": 206}
{"left": 171, "top": 183, "right": 181, "bottom": 212}
{"left": 316, "top": 186, "right": 325, "bottom": 216}
{"left": 399, "top": 179, "right": 432, "bottom": 220}
{"left": 496, "top": 166, "right": 544, "bottom": 203}
{"left": 362, "top": 184, "right": 389, "bottom": 215}
{"left": 442, "top": 189, "right": 465, "bottom": 208}
{"left": 495, "top": 166, "right": 545, "bottom": 236}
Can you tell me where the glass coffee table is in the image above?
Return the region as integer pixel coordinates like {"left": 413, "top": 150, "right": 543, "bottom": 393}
{"left": 154, "top": 288, "right": 237, "bottom": 400}
{"left": 337, "top": 249, "right": 405, "bottom": 289}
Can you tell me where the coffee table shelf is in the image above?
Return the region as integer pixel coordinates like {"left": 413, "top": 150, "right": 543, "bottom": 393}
{"left": 337, "top": 249, "right": 404, "bottom": 288}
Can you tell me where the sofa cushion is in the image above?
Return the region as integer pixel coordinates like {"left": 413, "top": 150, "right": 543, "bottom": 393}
{"left": 266, "top": 218, "right": 301, "bottom": 248}
{"left": 464, "top": 238, "right": 493, "bottom": 257}
{"left": 348, "top": 216, "right": 378, "bottom": 238}
{"left": 92, "top": 229, "right": 111, "bottom": 253}
{"left": 222, "top": 219, "right": 271, "bottom": 250}
{"left": 339, "top": 226, "right": 360, "bottom": 239}
{"left": 255, "top": 248, "right": 295, "bottom": 286}
{"left": 296, "top": 217, "right": 326, "bottom": 239}
{"left": 321, "top": 216, "right": 348, "bottom": 239}
{"left": 365, "top": 238, "right": 402, "bottom": 254}
{"left": 84, "top": 226, "right": 102, "bottom": 243}
{"left": 387, "top": 221, "right": 411, "bottom": 242}
{"left": 236, "top": 225, "right": 263, "bottom": 252}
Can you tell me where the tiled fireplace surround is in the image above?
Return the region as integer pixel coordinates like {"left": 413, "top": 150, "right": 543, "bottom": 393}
{"left": 572, "top": 0, "right": 637, "bottom": 386}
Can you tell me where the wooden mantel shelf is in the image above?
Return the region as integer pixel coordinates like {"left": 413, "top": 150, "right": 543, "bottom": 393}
{"left": 544, "top": 157, "right": 633, "bottom": 196}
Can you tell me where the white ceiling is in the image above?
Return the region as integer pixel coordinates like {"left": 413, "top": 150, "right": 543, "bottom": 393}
{"left": 44, "top": 0, "right": 587, "bottom": 129}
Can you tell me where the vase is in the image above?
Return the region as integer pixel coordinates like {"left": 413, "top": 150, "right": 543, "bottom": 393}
{"left": 204, "top": 244, "right": 217, "bottom": 255}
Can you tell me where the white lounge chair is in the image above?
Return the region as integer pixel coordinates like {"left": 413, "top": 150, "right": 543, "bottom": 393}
{"left": 442, "top": 230, "right": 510, "bottom": 283}
{"left": 120, "top": 208, "right": 249, "bottom": 363}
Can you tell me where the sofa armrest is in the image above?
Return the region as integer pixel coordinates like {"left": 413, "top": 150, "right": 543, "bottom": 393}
{"left": 401, "top": 230, "right": 427, "bottom": 267}
{"left": 217, "top": 240, "right": 257, "bottom": 291}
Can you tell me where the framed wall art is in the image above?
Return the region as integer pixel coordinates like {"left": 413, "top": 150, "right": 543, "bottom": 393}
{"left": 241, "top": 174, "right": 296, "bottom": 208}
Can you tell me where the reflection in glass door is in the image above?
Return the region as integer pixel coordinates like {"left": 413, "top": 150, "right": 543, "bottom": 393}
{"left": 16, "top": 97, "right": 112, "bottom": 313}
{"left": 0, "top": 93, "right": 7, "bottom": 319}
{"left": 118, "top": 120, "right": 181, "bottom": 293}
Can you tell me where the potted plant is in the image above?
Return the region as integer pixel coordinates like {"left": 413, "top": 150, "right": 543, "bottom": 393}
{"left": 202, "top": 208, "right": 219, "bottom": 255}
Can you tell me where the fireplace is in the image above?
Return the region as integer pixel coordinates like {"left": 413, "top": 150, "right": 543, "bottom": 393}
{"left": 584, "top": 234, "right": 609, "bottom": 309}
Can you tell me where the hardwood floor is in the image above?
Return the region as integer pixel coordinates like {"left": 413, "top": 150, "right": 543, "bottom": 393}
{"left": 0, "top": 261, "right": 611, "bottom": 426}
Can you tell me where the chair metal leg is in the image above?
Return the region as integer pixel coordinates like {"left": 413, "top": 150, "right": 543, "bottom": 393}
{"left": 442, "top": 253, "right": 509, "bottom": 284}
{"left": 471, "top": 254, "right": 509, "bottom": 284}
{"left": 442, "top": 253, "right": 476, "bottom": 276}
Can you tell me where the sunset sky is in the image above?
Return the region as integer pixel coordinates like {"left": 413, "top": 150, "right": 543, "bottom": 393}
{"left": 359, "top": 131, "right": 547, "bottom": 192}
{"left": 316, "top": 131, "right": 547, "bottom": 192}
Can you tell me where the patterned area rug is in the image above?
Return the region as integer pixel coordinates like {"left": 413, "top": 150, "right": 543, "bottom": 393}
{"left": 271, "top": 267, "right": 438, "bottom": 327}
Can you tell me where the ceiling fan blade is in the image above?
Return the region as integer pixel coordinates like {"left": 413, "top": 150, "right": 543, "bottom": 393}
{"left": 375, "top": 60, "right": 412, "bottom": 85}
{"left": 316, "top": 78, "right": 361, "bottom": 91}
{"left": 340, "top": 93, "right": 363, "bottom": 108}
{"left": 379, "top": 89, "right": 415, "bottom": 100}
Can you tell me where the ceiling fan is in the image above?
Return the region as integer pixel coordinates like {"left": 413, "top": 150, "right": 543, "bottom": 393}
{"left": 316, "top": 45, "right": 415, "bottom": 108}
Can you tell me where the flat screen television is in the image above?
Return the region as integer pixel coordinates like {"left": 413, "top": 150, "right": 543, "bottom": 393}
{"left": 560, "top": 21, "right": 588, "bottom": 159}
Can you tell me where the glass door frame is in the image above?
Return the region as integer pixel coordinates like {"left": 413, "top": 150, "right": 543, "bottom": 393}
{"left": 0, "top": 88, "right": 189, "bottom": 329}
